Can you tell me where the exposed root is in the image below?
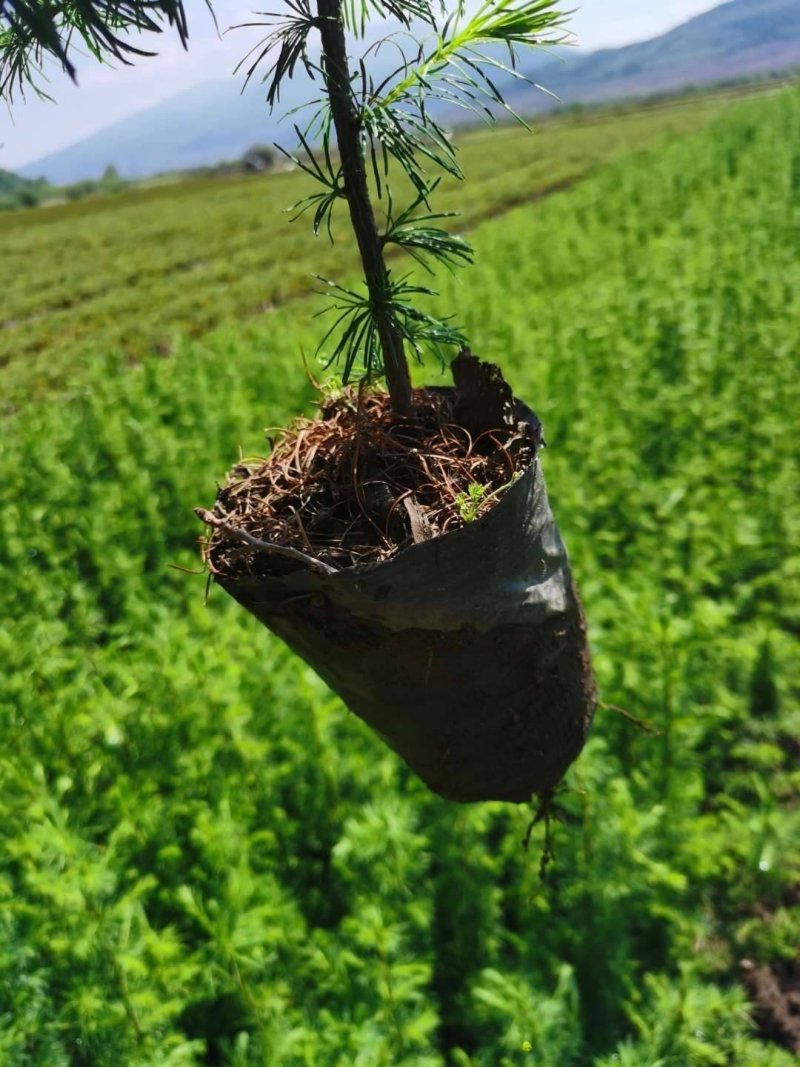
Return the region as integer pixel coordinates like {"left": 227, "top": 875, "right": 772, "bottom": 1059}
{"left": 523, "top": 788, "right": 560, "bottom": 881}
{"left": 600, "top": 701, "right": 662, "bottom": 736}
{"left": 194, "top": 507, "right": 336, "bottom": 577}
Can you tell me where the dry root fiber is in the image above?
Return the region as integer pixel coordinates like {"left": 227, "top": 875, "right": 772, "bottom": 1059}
{"left": 203, "top": 383, "right": 537, "bottom": 578}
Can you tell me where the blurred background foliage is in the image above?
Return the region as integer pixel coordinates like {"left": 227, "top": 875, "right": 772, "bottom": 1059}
{"left": 0, "top": 82, "right": 799, "bottom": 1064}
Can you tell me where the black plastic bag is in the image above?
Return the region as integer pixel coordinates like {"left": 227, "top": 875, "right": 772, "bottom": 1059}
{"left": 210, "top": 393, "right": 595, "bottom": 803}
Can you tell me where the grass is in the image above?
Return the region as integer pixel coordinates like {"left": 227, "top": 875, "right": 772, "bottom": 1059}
{"left": 0, "top": 85, "right": 799, "bottom": 1064}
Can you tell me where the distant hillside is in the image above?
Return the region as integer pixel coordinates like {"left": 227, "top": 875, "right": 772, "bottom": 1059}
{"left": 1, "top": 167, "right": 39, "bottom": 195}
{"left": 0, "top": 167, "right": 50, "bottom": 208}
{"left": 18, "top": 75, "right": 307, "bottom": 186}
{"left": 20, "top": 0, "right": 800, "bottom": 184}
{"left": 508, "top": 0, "right": 800, "bottom": 111}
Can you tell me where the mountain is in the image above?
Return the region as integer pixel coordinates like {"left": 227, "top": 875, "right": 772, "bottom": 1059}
{"left": 508, "top": 0, "right": 800, "bottom": 111}
{"left": 18, "top": 73, "right": 317, "bottom": 185}
{"left": 20, "top": 0, "right": 800, "bottom": 185}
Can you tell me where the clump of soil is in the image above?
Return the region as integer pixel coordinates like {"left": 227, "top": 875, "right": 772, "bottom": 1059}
{"left": 203, "top": 376, "right": 538, "bottom": 577}
{"left": 741, "top": 956, "right": 800, "bottom": 1053}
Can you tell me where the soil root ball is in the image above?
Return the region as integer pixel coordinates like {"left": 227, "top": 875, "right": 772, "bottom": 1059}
{"left": 199, "top": 355, "right": 596, "bottom": 802}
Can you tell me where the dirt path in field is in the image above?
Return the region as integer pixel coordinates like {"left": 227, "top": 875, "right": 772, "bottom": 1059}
{"left": 742, "top": 953, "right": 800, "bottom": 1053}
{"left": 454, "top": 173, "right": 586, "bottom": 231}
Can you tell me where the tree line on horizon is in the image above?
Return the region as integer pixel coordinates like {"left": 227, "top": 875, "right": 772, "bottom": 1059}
{"left": 0, "top": 144, "right": 278, "bottom": 212}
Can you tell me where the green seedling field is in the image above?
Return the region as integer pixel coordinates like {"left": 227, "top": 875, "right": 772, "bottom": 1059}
{"left": 1, "top": 85, "right": 798, "bottom": 1065}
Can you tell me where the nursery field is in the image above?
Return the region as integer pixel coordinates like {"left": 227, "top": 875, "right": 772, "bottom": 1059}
{"left": 0, "top": 89, "right": 749, "bottom": 415}
{"left": 1, "top": 85, "right": 800, "bottom": 1065}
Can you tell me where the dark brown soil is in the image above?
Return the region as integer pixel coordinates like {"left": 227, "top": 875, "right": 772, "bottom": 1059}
{"left": 741, "top": 956, "right": 800, "bottom": 1053}
{"left": 204, "top": 365, "right": 538, "bottom": 576}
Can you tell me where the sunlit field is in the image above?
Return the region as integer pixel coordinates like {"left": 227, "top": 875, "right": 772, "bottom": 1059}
{"left": 0, "top": 90, "right": 739, "bottom": 413}
{"left": 1, "top": 85, "right": 798, "bottom": 1065}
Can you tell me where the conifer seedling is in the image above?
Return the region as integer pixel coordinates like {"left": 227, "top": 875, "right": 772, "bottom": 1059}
{"left": 239, "top": 0, "right": 570, "bottom": 416}
{"left": 194, "top": 3, "right": 595, "bottom": 807}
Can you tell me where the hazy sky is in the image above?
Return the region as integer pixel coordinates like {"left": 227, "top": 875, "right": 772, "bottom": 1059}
{"left": 1, "top": 0, "right": 721, "bottom": 170}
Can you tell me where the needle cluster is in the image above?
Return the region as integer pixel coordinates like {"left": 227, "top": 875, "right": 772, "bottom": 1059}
{"left": 0, "top": 0, "right": 210, "bottom": 99}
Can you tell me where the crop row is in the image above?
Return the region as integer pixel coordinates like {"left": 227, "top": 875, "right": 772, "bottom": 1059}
{"left": 0, "top": 93, "right": 733, "bottom": 414}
